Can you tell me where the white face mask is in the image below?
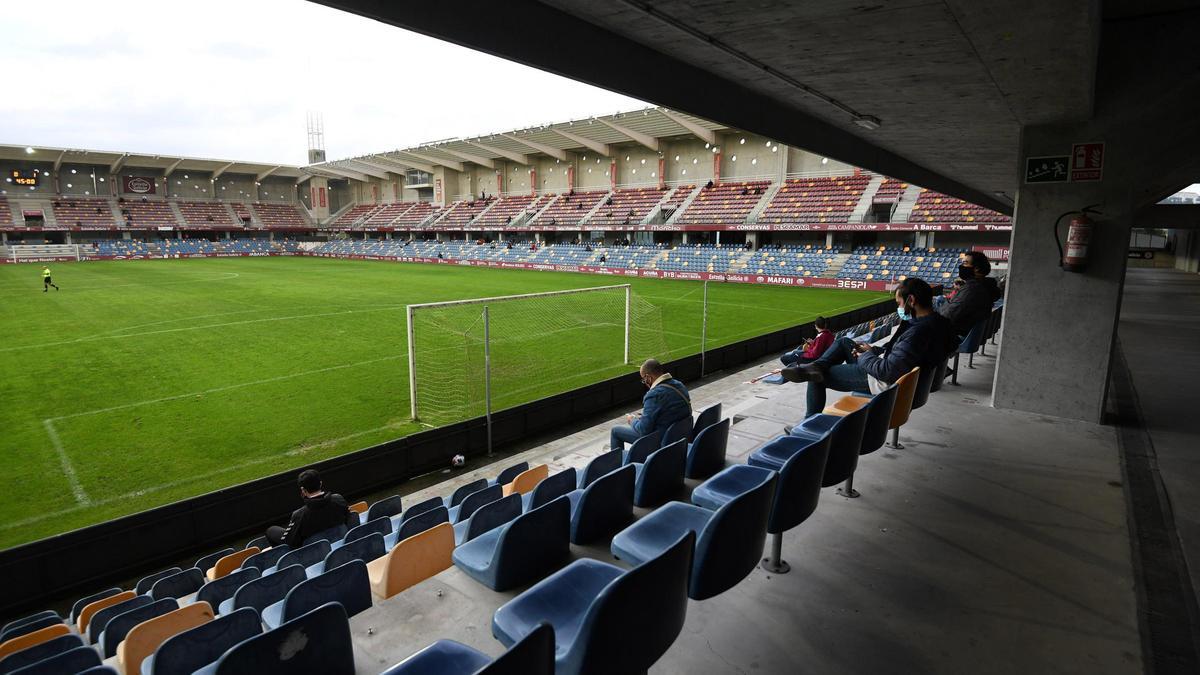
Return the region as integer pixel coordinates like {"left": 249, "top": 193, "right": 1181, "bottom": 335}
{"left": 896, "top": 300, "right": 912, "bottom": 321}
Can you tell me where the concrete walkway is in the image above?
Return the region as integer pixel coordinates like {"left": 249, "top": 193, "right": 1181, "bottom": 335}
{"left": 346, "top": 336, "right": 1141, "bottom": 674}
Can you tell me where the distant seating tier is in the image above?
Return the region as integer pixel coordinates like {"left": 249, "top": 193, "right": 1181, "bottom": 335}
{"left": 532, "top": 191, "right": 607, "bottom": 227}
{"left": 676, "top": 180, "right": 771, "bottom": 225}
{"left": 51, "top": 198, "right": 115, "bottom": 228}
{"left": 760, "top": 175, "right": 871, "bottom": 225}
{"left": 841, "top": 246, "right": 969, "bottom": 283}
{"left": 178, "top": 202, "right": 238, "bottom": 228}
{"left": 910, "top": 189, "right": 1010, "bottom": 223}
{"left": 587, "top": 187, "right": 669, "bottom": 226}
{"left": 249, "top": 202, "right": 307, "bottom": 228}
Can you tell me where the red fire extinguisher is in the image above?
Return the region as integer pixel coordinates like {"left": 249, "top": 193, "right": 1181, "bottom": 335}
{"left": 1054, "top": 205, "right": 1101, "bottom": 273}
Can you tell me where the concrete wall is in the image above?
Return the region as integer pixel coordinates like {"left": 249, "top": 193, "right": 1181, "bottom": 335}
{"left": 719, "top": 131, "right": 782, "bottom": 180}
{"left": 217, "top": 174, "right": 258, "bottom": 201}
{"left": 167, "top": 172, "right": 215, "bottom": 200}
{"left": 576, "top": 155, "right": 612, "bottom": 190}
{"left": 533, "top": 156, "right": 572, "bottom": 193}
{"left": 257, "top": 177, "right": 296, "bottom": 203}
{"left": 662, "top": 138, "right": 713, "bottom": 185}
{"left": 787, "top": 147, "right": 857, "bottom": 175}
{"left": 615, "top": 145, "right": 661, "bottom": 187}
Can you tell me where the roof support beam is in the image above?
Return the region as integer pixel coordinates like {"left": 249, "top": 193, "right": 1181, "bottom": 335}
{"left": 110, "top": 153, "right": 129, "bottom": 174}
{"left": 256, "top": 165, "right": 282, "bottom": 181}
{"left": 343, "top": 160, "right": 390, "bottom": 179}
{"left": 431, "top": 147, "right": 495, "bottom": 169}
{"left": 162, "top": 158, "right": 184, "bottom": 177}
{"left": 592, "top": 117, "right": 659, "bottom": 151}
{"left": 398, "top": 150, "right": 465, "bottom": 172}
{"left": 53, "top": 150, "right": 67, "bottom": 173}
{"left": 500, "top": 133, "right": 568, "bottom": 161}
{"left": 463, "top": 140, "right": 530, "bottom": 165}
{"left": 657, "top": 108, "right": 716, "bottom": 145}
{"left": 211, "top": 161, "right": 237, "bottom": 180}
{"left": 354, "top": 158, "right": 412, "bottom": 176}
{"left": 547, "top": 128, "right": 610, "bottom": 157}
{"left": 309, "top": 165, "right": 371, "bottom": 182}
{"left": 373, "top": 154, "right": 435, "bottom": 173}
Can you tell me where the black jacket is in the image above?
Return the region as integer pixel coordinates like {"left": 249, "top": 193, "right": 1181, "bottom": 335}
{"left": 858, "top": 312, "right": 957, "bottom": 384}
{"left": 938, "top": 277, "right": 1001, "bottom": 335}
{"left": 278, "top": 493, "right": 356, "bottom": 548}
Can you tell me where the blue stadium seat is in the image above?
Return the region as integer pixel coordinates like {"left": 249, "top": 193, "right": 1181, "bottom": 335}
{"left": 339, "top": 517, "right": 391, "bottom": 548}
{"left": 565, "top": 463, "right": 635, "bottom": 545}
{"left": 492, "top": 532, "right": 694, "bottom": 675}
{"left": 950, "top": 319, "right": 988, "bottom": 385}
{"left": 135, "top": 568, "right": 183, "bottom": 596}
{"left": 240, "top": 546, "right": 290, "bottom": 573}
{"left": 0, "top": 634, "right": 82, "bottom": 675}
{"left": 398, "top": 496, "right": 443, "bottom": 523}
{"left": 263, "top": 560, "right": 371, "bottom": 630}
{"left": 522, "top": 468, "right": 577, "bottom": 512}
{"left": 448, "top": 484, "right": 503, "bottom": 524}
{"left": 785, "top": 404, "right": 869, "bottom": 488}
{"left": 632, "top": 439, "right": 687, "bottom": 508}
{"left": 387, "top": 506, "right": 450, "bottom": 549}
{"left": 141, "top": 607, "right": 260, "bottom": 675}
{"left": 361, "top": 495, "right": 403, "bottom": 525}
{"left": 0, "top": 614, "right": 60, "bottom": 645}
{"left": 621, "top": 430, "right": 662, "bottom": 466}
{"left": 491, "top": 461, "right": 529, "bottom": 488}
{"left": 453, "top": 496, "right": 571, "bottom": 591}
{"left": 70, "top": 590, "right": 119, "bottom": 627}
{"left": 193, "top": 603, "right": 354, "bottom": 675}
{"left": 219, "top": 565, "right": 305, "bottom": 617}
{"left": 577, "top": 448, "right": 623, "bottom": 489}
{"left": 308, "top": 533, "right": 386, "bottom": 578}
{"left": 612, "top": 465, "right": 776, "bottom": 599}
{"left": 6, "top": 646, "right": 100, "bottom": 675}
{"left": 690, "top": 403, "right": 722, "bottom": 443}
{"left": 445, "top": 479, "right": 489, "bottom": 509}
{"left": 100, "top": 598, "right": 178, "bottom": 658}
{"left": 193, "top": 549, "right": 234, "bottom": 577}
{"left": 744, "top": 432, "right": 835, "bottom": 572}
{"left": 265, "top": 540, "right": 331, "bottom": 575}
{"left": 195, "top": 567, "right": 259, "bottom": 613}
{"left": 454, "top": 494, "right": 522, "bottom": 546}
{"left": 380, "top": 622, "right": 554, "bottom": 675}
{"left": 686, "top": 418, "right": 730, "bottom": 479}
{"left": 88, "top": 595, "right": 153, "bottom": 645}
{"left": 302, "top": 524, "right": 348, "bottom": 548}
{"left": 660, "top": 416, "right": 694, "bottom": 449}
{"left": 244, "top": 536, "right": 270, "bottom": 551}
{"left": 837, "top": 382, "right": 900, "bottom": 497}
{"left": 150, "top": 568, "right": 205, "bottom": 601}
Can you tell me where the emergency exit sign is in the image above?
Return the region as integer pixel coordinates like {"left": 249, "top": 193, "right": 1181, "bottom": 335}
{"left": 1070, "top": 142, "right": 1104, "bottom": 181}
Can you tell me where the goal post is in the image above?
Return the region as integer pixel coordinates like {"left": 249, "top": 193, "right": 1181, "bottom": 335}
{"left": 406, "top": 284, "right": 635, "bottom": 427}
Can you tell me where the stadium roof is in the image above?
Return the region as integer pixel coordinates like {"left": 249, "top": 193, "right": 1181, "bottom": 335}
{"left": 308, "top": 106, "right": 727, "bottom": 181}
{"left": 0, "top": 144, "right": 310, "bottom": 182}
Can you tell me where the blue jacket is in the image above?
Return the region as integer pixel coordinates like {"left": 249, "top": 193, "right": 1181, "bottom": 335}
{"left": 632, "top": 376, "right": 691, "bottom": 436}
{"left": 857, "top": 313, "right": 956, "bottom": 384}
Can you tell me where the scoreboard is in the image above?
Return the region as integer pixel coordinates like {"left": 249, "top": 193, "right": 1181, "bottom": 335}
{"left": 8, "top": 169, "right": 41, "bottom": 187}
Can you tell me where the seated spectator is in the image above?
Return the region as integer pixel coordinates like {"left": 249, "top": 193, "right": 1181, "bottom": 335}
{"left": 609, "top": 359, "right": 691, "bottom": 452}
{"left": 938, "top": 251, "right": 1002, "bottom": 337}
{"left": 780, "top": 316, "right": 834, "bottom": 366}
{"left": 265, "top": 469, "right": 357, "bottom": 548}
{"left": 782, "top": 278, "right": 956, "bottom": 420}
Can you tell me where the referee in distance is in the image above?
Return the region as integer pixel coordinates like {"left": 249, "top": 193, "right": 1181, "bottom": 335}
{"left": 41, "top": 266, "right": 60, "bottom": 292}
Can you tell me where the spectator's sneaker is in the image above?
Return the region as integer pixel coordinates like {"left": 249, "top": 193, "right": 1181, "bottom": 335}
{"left": 781, "top": 364, "right": 824, "bottom": 384}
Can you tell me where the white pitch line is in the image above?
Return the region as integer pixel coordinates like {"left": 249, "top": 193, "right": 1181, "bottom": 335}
{"left": 42, "top": 419, "right": 91, "bottom": 506}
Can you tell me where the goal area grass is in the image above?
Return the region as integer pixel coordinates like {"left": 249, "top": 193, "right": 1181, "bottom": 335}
{"left": 0, "top": 256, "right": 888, "bottom": 549}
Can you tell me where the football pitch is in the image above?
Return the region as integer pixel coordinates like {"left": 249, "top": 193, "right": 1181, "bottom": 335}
{"left": 0, "top": 256, "right": 887, "bottom": 549}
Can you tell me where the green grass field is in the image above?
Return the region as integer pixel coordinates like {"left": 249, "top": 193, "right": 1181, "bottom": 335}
{"left": 0, "top": 256, "right": 886, "bottom": 549}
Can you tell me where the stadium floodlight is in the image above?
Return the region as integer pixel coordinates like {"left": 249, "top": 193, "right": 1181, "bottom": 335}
{"left": 24, "top": 147, "right": 34, "bottom": 154}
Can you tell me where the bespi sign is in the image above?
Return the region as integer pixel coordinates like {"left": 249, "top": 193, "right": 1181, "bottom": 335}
{"left": 123, "top": 176, "right": 157, "bottom": 194}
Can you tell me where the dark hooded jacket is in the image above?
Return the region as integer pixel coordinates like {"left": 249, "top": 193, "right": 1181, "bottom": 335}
{"left": 938, "top": 276, "right": 1002, "bottom": 335}
{"left": 278, "top": 492, "right": 356, "bottom": 548}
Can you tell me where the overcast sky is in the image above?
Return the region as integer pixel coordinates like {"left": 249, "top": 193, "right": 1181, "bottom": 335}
{"left": 0, "top": 0, "right": 646, "bottom": 166}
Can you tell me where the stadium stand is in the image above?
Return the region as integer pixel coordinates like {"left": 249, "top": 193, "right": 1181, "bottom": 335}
{"left": 586, "top": 186, "right": 669, "bottom": 226}
{"left": 230, "top": 202, "right": 252, "bottom": 225}
{"left": 332, "top": 204, "right": 382, "bottom": 227}
{"left": 473, "top": 194, "right": 550, "bottom": 229}
{"left": 909, "top": 188, "right": 1011, "bottom": 223}
{"left": 50, "top": 198, "right": 115, "bottom": 228}
{"left": 392, "top": 201, "right": 440, "bottom": 228}
{"left": 248, "top": 202, "right": 306, "bottom": 228}
{"left": 118, "top": 199, "right": 177, "bottom": 229}
{"left": 177, "top": 201, "right": 238, "bottom": 228}
{"left": 675, "top": 180, "right": 771, "bottom": 225}
{"left": 531, "top": 190, "right": 607, "bottom": 227}
{"left": 840, "top": 246, "right": 967, "bottom": 283}
{"left": 435, "top": 197, "right": 495, "bottom": 228}
{"left": 740, "top": 244, "right": 841, "bottom": 276}
{"left": 759, "top": 175, "right": 871, "bottom": 225}
{"left": 0, "top": 196, "right": 16, "bottom": 225}
{"left": 364, "top": 202, "right": 418, "bottom": 226}
{"left": 873, "top": 177, "right": 907, "bottom": 203}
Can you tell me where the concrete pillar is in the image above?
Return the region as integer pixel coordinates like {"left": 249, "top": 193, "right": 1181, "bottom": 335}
{"left": 825, "top": 232, "right": 834, "bottom": 248}
{"left": 1175, "top": 229, "right": 1199, "bottom": 273}
{"left": 992, "top": 127, "right": 1136, "bottom": 423}
{"left": 746, "top": 232, "right": 759, "bottom": 249}
{"left": 305, "top": 177, "right": 331, "bottom": 222}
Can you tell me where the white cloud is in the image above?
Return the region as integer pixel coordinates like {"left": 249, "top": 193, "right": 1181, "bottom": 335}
{"left": 0, "top": 0, "right": 646, "bottom": 165}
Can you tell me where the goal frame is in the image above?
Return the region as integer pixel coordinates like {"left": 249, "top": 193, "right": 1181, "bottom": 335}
{"left": 405, "top": 283, "right": 632, "bottom": 422}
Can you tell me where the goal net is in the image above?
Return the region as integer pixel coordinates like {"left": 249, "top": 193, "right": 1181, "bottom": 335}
{"left": 406, "top": 284, "right": 668, "bottom": 427}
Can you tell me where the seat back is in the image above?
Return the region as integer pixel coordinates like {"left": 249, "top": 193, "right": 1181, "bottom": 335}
{"left": 101, "top": 597, "right": 178, "bottom": 657}
{"left": 275, "top": 540, "right": 332, "bottom": 572}
{"left": 463, "top": 494, "right": 523, "bottom": 543}
{"left": 78, "top": 591, "right": 137, "bottom": 634}
{"left": 0, "top": 615, "right": 59, "bottom": 645}
{"left": 349, "top": 501, "right": 368, "bottom": 515}
{"left": 0, "top": 623, "right": 71, "bottom": 662}
{"left": 208, "top": 547, "right": 259, "bottom": 581}
{"left": 240, "top": 545, "right": 290, "bottom": 573}
{"left": 150, "top": 568, "right": 206, "bottom": 601}
{"left": 302, "top": 524, "right": 348, "bottom": 548}
{"left": 195, "top": 567, "right": 259, "bottom": 611}
{"left": 324, "top": 532, "right": 386, "bottom": 570}
{"left": 768, "top": 433, "right": 834, "bottom": 534}
{"left": 400, "top": 496, "right": 444, "bottom": 522}
{"left": 364, "top": 495, "right": 403, "bottom": 523}
{"left": 564, "top": 532, "right": 694, "bottom": 675}
{"left": 0, "top": 634, "right": 81, "bottom": 674}
{"left": 344, "top": 517, "right": 391, "bottom": 545}
{"left": 230, "top": 565, "right": 306, "bottom": 614}
{"left": 454, "top": 484, "right": 503, "bottom": 524}
{"left": 447, "top": 478, "right": 489, "bottom": 508}
{"left": 527, "top": 468, "right": 577, "bottom": 511}
{"left": 690, "top": 402, "right": 722, "bottom": 442}
{"left": 821, "top": 406, "right": 869, "bottom": 487}
{"left": 372, "top": 522, "right": 455, "bottom": 600}
{"left": 911, "top": 363, "right": 936, "bottom": 411}
{"left": 2, "top": 645, "right": 98, "bottom": 675}
{"left": 147, "top": 607, "right": 260, "bottom": 675}
{"left": 504, "top": 464, "right": 548, "bottom": 496}
{"left": 204, "top": 602, "right": 354, "bottom": 675}
{"left": 70, "top": 589, "right": 120, "bottom": 626}
{"left": 623, "top": 431, "right": 662, "bottom": 465}
{"left": 135, "top": 567, "right": 183, "bottom": 596}
{"left": 691, "top": 467, "right": 777, "bottom": 599}
{"left": 572, "top": 464, "right": 635, "bottom": 545}
{"left": 115, "top": 602, "right": 213, "bottom": 675}
{"left": 634, "top": 439, "right": 687, "bottom": 508}
{"left": 481, "top": 622, "right": 555, "bottom": 675}
{"left": 490, "top": 497, "right": 572, "bottom": 592}
{"left": 859, "top": 382, "right": 899, "bottom": 456}
{"left": 282, "top": 560, "right": 372, "bottom": 624}
{"left": 395, "top": 506, "right": 450, "bottom": 542}
{"left": 88, "top": 595, "right": 152, "bottom": 645}
{"left": 578, "top": 448, "right": 623, "bottom": 489}
{"left": 3, "top": 611, "right": 59, "bottom": 640}
{"left": 244, "top": 536, "right": 270, "bottom": 551}
{"left": 686, "top": 418, "right": 730, "bottom": 480}
{"left": 193, "top": 548, "right": 235, "bottom": 576}
{"left": 930, "top": 359, "right": 948, "bottom": 393}
{"left": 889, "top": 367, "right": 920, "bottom": 429}
{"left": 660, "top": 416, "right": 694, "bottom": 448}
{"left": 958, "top": 319, "right": 986, "bottom": 353}
{"left": 494, "top": 461, "right": 529, "bottom": 486}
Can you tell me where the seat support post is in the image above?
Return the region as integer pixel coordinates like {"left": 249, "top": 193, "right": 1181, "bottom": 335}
{"left": 760, "top": 532, "right": 790, "bottom": 574}
{"left": 968, "top": 352, "right": 976, "bottom": 368}
{"left": 836, "top": 473, "right": 860, "bottom": 499}
{"left": 887, "top": 426, "right": 903, "bottom": 449}
{"left": 951, "top": 353, "right": 961, "bottom": 385}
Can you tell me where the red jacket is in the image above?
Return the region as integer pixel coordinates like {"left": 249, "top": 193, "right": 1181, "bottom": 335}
{"left": 802, "top": 329, "right": 834, "bottom": 359}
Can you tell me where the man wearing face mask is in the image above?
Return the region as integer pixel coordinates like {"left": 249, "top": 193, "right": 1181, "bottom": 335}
{"left": 937, "top": 251, "right": 1002, "bottom": 337}
{"left": 781, "top": 277, "right": 956, "bottom": 420}
{"left": 608, "top": 358, "right": 692, "bottom": 452}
